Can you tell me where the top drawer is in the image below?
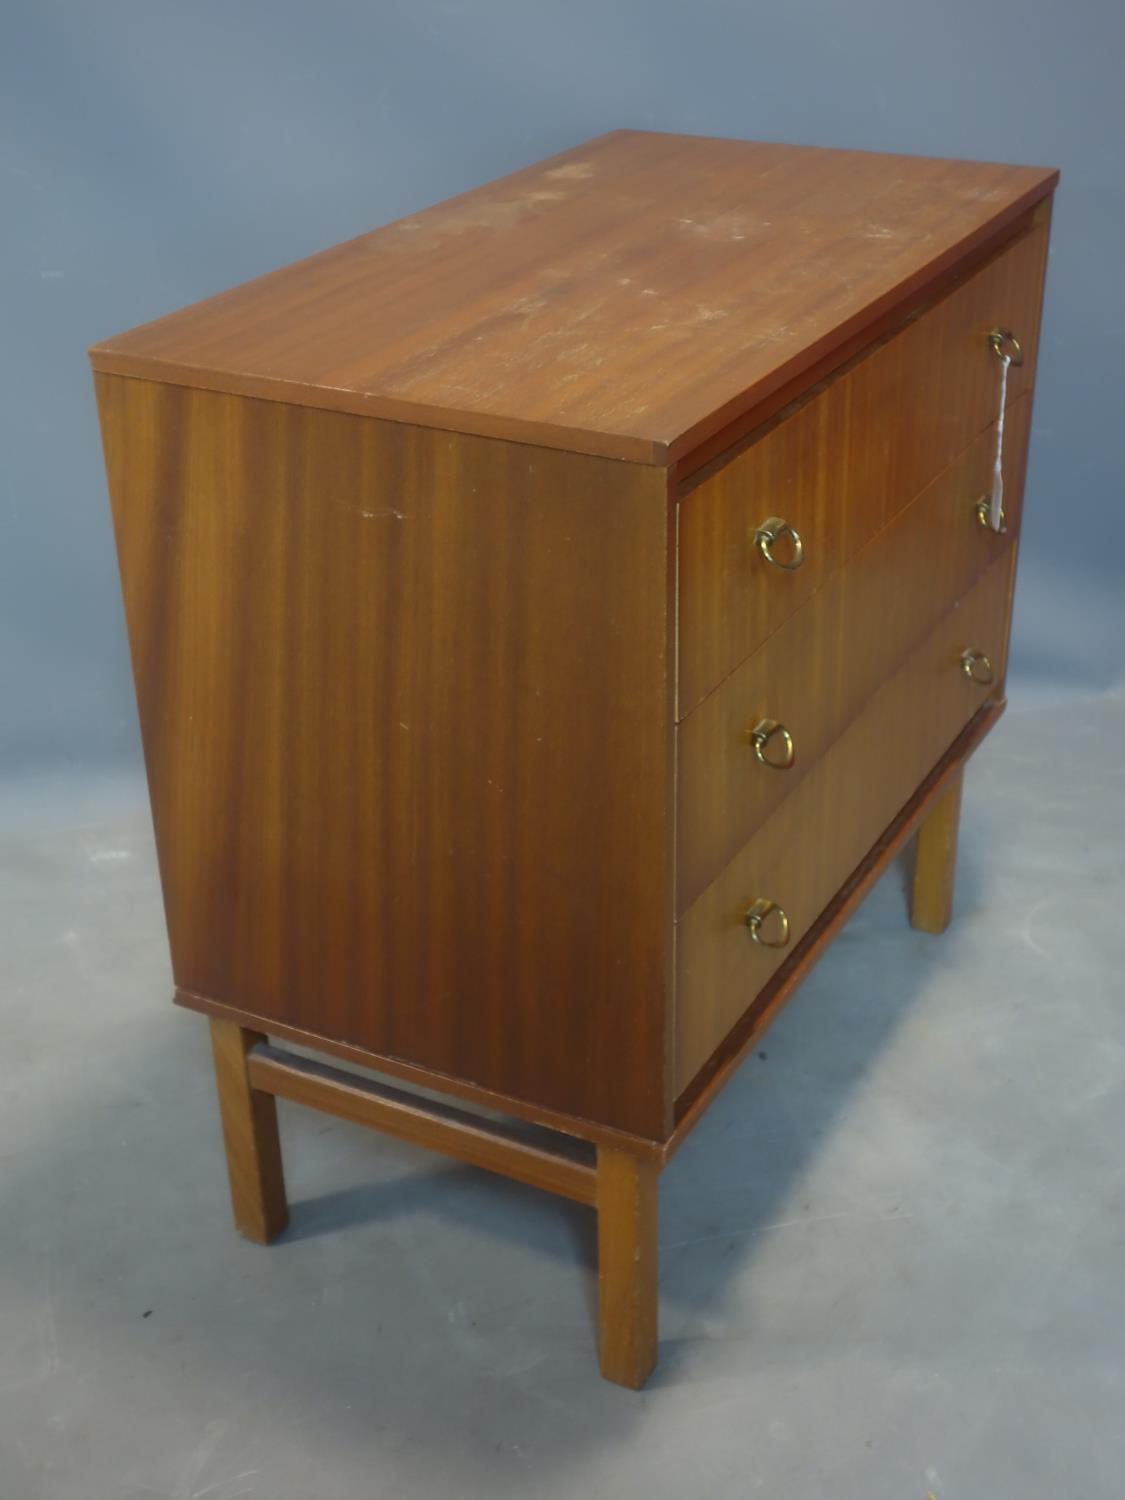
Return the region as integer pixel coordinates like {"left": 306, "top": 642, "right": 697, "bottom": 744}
{"left": 677, "top": 214, "right": 1049, "bottom": 714}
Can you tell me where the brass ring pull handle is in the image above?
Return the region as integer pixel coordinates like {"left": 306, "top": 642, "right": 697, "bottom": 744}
{"left": 988, "top": 327, "right": 1024, "bottom": 367}
{"left": 754, "top": 516, "right": 804, "bottom": 571}
{"left": 750, "top": 718, "right": 796, "bottom": 770}
{"left": 744, "top": 897, "right": 791, "bottom": 948}
{"left": 961, "top": 648, "right": 994, "bottom": 686}
{"left": 973, "top": 495, "right": 1006, "bottom": 534}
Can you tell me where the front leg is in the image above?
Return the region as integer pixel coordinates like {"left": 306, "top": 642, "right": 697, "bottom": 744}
{"left": 911, "top": 769, "right": 965, "bottom": 934}
{"left": 208, "top": 1019, "right": 289, "bottom": 1243}
{"left": 596, "top": 1146, "right": 659, "bottom": 1388}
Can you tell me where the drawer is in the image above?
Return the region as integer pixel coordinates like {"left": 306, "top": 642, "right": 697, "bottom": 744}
{"left": 677, "top": 215, "right": 1048, "bottom": 714}
{"left": 676, "top": 393, "right": 1031, "bottom": 911}
{"left": 675, "top": 548, "right": 1017, "bottom": 1095}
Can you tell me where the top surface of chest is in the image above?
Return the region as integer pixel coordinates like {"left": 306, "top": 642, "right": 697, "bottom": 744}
{"left": 88, "top": 129, "right": 1056, "bottom": 464}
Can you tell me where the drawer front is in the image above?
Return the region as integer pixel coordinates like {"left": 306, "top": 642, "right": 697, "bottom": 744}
{"left": 676, "top": 393, "right": 1031, "bottom": 911}
{"left": 675, "top": 549, "right": 1017, "bottom": 1094}
{"left": 677, "top": 215, "right": 1047, "bottom": 714}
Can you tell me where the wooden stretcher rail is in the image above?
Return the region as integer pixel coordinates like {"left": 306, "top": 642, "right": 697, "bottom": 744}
{"left": 246, "top": 1043, "right": 599, "bottom": 1206}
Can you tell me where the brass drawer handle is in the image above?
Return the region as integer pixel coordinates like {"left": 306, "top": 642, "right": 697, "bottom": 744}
{"left": 754, "top": 516, "right": 804, "bottom": 571}
{"left": 961, "top": 648, "right": 994, "bottom": 686}
{"left": 988, "top": 327, "right": 1024, "bottom": 367}
{"left": 745, "top": 897, "right": 791, "bottom": 948}
{"left": 750, "top": 718, "right": 796, "bottom": 770}
{"left": 973, "top": 495, "right": 1006, "bottom": 534}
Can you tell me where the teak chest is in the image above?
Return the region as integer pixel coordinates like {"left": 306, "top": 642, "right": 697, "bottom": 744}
{"left": 92, "top": 129, "right": 1057, "bottom": 1386}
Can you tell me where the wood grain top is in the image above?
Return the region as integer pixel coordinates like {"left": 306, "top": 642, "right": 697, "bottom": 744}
{"left": 89, "top": 129, "right": 1056, "bottom": 464}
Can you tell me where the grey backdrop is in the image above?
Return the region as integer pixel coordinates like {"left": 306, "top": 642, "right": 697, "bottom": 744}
{"left": 3, "top": 0, "right": 1123, "bottom": 774}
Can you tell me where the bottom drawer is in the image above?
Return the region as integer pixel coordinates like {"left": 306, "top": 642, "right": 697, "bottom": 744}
{"left": 674, "top": 547, "right": 1016, "bottom": 1095}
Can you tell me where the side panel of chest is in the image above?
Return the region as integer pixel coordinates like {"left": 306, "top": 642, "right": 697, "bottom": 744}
{"left": 96, "top": 375, "right": 675, "bottom": 1139}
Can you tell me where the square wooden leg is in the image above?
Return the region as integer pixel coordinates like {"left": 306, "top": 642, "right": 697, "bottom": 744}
{"left": 596, "top": 1146, "right": 658, "bottom": 1388}
{"left": 910, "top": 768, "right": 964, "bottom": 934}
{"left": 208, "top": 1019, "right": 289, "bottom": 1243}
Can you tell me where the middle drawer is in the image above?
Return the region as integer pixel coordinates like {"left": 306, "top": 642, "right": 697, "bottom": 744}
{"left": 676, "top": 393, "right": 1030, "bottom": 913}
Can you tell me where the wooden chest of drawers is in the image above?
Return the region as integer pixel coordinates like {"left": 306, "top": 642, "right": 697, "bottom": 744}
{"left": 91, "top": 129, "right": 1057, "bottom": 1386}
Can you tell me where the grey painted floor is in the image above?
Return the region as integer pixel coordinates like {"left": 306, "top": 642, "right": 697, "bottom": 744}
{"left": 2, "top": 688, "right": 1123, "bottom": 1500}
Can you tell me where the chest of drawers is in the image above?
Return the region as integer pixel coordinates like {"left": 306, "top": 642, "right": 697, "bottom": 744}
{"left": 91, "top": 129, "right": 1057, "bottom": 1387}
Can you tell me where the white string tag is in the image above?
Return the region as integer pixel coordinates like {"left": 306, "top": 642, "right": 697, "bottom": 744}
{"left": 989, "top": 351, "right": 1011, "bottom": 532}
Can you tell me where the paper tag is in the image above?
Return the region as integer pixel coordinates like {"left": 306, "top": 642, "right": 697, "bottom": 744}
{"left": 989, "top": 351, "right": 1011, "bottom": 532}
